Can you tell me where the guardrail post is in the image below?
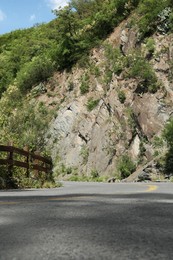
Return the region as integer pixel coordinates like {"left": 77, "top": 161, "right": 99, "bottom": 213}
{"left": 24, "top": 146, "right": 29, "bottom": 178}
{"left": 46, "top": 161, "right": 53, "bottom": 180}
{"left": 7, "top": 142, "right": 13, "bottom": 178}
{"left": 33, "top": 151, "right": 39, "bottom": 179}
{"left": 7, "top": 152, "right": 13, "bottom": 177}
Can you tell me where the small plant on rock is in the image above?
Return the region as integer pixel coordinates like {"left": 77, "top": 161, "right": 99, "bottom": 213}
{"left": 80, "top": 73, "right": 90, "bottom": 94}
{"left": 80, "top": 145, "right": 89, "bottom": 165}
{"left": 118, "top": 90, "right": 126, "bottom": 104}
{"left": 86, "top": 98, "right": 100, "bottom": 111}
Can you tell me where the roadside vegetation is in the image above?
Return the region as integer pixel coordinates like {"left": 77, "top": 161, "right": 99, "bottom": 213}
{"left": 0, "top": 0, "right": 173, "bottom": 186}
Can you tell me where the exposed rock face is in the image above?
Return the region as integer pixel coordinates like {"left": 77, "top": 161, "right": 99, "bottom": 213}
{"left": 45, "top": 21, "right": 173, "bottom": 179}
{"left": 50, "top": 99, "right": 84, "bottom": 167}
{"left": 133, "top": 93, "right": 170, "bottom": 138}
{"left": 120, "top": 27, "right": 138, "bottom": 54}
{"left": 129, "top": 135, "right": 140, "bottom": 160}
{"left": 48, "top": 95, "right": 121, "bottom": 175}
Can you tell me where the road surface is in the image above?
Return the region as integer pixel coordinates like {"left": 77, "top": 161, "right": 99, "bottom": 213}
{"left": 0, "top": 182, "right": 173, "bottom": 260}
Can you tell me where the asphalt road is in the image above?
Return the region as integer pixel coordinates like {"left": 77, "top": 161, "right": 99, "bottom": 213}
{"left": 0, "top": 182, "right": 173, "bottom": 260}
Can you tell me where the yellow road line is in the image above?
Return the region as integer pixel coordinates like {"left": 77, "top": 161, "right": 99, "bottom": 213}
{"left": 0, "top": 201, "right": 18, "bottom": 205}
{"left": 145, "top": 185, "right": 158, "bottom": 192}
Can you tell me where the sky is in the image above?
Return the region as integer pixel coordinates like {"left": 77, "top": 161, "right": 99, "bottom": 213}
{"left": 0, "top": 0, "right": 70, "bottom": 35}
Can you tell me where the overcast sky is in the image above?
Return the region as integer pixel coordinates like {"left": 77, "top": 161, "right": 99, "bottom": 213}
{"left": 0, "top": 0, "right": 70, "bottom": 35}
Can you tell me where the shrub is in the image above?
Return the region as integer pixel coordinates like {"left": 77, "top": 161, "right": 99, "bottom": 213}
{"left": 104, "top": 44, "right": 125, "bottom": 76}
{"left": 91, "top": 169, "right": 99, "bottom": 179}
{"left": 17, "top": 56, "right": 54, "bottom": 92}
{"left": 129, "top": 56, "right": 154, "bottom": 80}
{"left": 86, "top": 98, "right": 100, "bottom": 111}
{"left": 164, "top": 148, "right": 173, "bottom": 176}
{"left": 169, "top": 11, "right": 173, "bottom": 31}
{"left": 137, "top": 0, "right": 170, "bottom": 39}
{"left": 153, "top": 136, "right": 164, "bottom": 148}
{"left": 0, "top": 98, "right": 51, "bottom": 151}
{"left": 163, "top": 118, "right": 173, "bottom": 176}
{"left": 118, "top": 90, "right": 126, "bottom": 103}
{"left": 145, "top": 37, "right": 155, "bottom": 56}
{"left": 163, "top": 118, "right": 173, "bottom": 148}
{"left": 126, "top": 108, "right": 137, "bottom": 136}
{"left": 127, "top": 53, "right": 158, "bottom": 93}
{"left": 117, "top": 154, "right": 136, "bottom": 179}
{"left": 42, "top": 181, "right": 62, "bottom": 188}
{"left": 169, "top": 60, "right": 173, "bottom": 81}
{"left": 80, "top": 73, "right": 90, "bottom": 94}
{"left": 104, "top": 70, "right": 113, "bottom": 85}
{"left": 89, "top": 63, "right": 101, "bottom": 77}
{"left": 139, "top": 141, "right": 146, "bottom": 158}
{"left": 67, "top": 82, "right": 74, "bottom": 91}
{"left": 80, "top": 145, "right": 89, "bottom": 165}
{"left": 31, "top": 83, "right": 47, "bottom": 97}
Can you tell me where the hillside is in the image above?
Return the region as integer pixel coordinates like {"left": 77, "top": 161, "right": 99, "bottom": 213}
{"left": 1, "top": 0, "right": 173, "bottom": 187}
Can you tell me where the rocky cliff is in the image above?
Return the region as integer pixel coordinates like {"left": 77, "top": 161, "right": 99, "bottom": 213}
{"left": 38, "top": 17, "right": 173, "bottom": 180}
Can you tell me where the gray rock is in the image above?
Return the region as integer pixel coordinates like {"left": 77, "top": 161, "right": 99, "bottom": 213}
{"left": 138, "top": 171, "right": 151, "bottom": 181}
{"left": 108, "top": 177, "right": 116, "bottom": 183}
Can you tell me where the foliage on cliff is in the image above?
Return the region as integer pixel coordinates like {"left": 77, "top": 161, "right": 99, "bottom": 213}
{"left": 0, "top": 0, "right": 173, "bottom": 183}
{"left": 0, "top": 0, "right": 163, "bottom": 96}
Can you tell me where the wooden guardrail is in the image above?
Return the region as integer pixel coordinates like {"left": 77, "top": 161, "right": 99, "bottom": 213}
{"left": 0, "top": 145, "right": 52, "bottom": 178}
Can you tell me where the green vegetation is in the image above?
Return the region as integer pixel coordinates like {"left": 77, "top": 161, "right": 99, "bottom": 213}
{"left": 118, "top": 90, "right": 126, "bottom": 104}
{"left": 0, "top": 0, "right": 142, "bottom": 97}
{"left": 153, "top": 136, "right": 164, "bottom": 148}
{"left": 53, "top": 162, "right": 108, "bottom": 182}
{"left": 117, "top": 154, "right": 136, "bottom": 179}
{"left": 0, "top": 0, "right": 172, "bottom": 96}
{"left": 0, "top": 86, "right": 52, "bottom": 150}
{"left": 0, "top": 163, "right": 60, "bottom": 189}
{"left": 169, "top": 60, "right": 173, "bottom": 81}
{"left": 139, "top": 141, "right": 146, "bottom": 159}
{"left": 80, "top": 145, "right": 89, "bottom": 165}
{"left": 104, "top": 44, "right": 125, "bottom": 76}
{"left": 137, "top": 0, "right": 172, "bottom": 39}
{"left": 90, "top": 169, "right": 99, "bottom": 179}
{"left": 145, "top": 37, "right": 155, "bottom": 56}
{"left": 16, "top": 55, "right": 54, "bottom": 93}
{"left": 163, "top": 119, "right": 173, "bottom": 148}
{"left": 103, "top": 44, "right": 125, "bottom": 85}
{"left": 80, "top": 73, "right": 90, "bottom": 94}
{"left": 1, "top": 0, "right": 173, "bottom": 186}
{"left": 54, "top": 163, "right": 76, "bottom": 177}
{"left": 126, "top": 108, "right": 137, "bottom": 136}
{"left": 67, "top": 171, "right": 107, "bottom": 182}
{"left": 86, "top": 98, "right": 100, "bottom": 111}
{"left": 126, "top": 52, "right": 158, "bottom": 93}
{"left": 163, "top": 119, "right": 173, "bottom": 176}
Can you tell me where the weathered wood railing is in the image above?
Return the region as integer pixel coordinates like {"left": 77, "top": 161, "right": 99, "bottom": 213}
{"left": 0, "top": 145, "right": 52, "bottom": 178}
